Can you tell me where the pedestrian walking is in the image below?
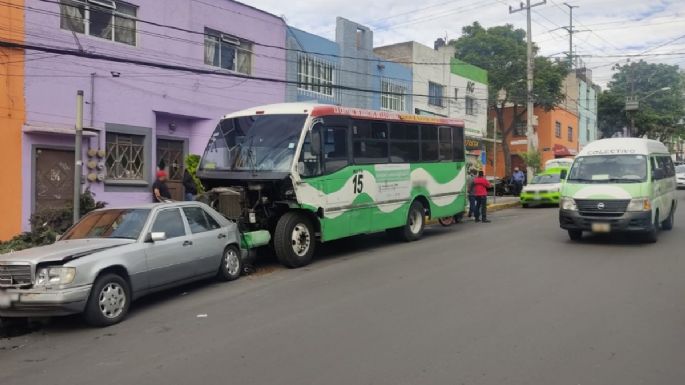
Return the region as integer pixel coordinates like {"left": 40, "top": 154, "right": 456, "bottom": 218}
{"left": 472, "top": 171, "right": 492, "bottom": 223}
{"left": 512, "top": 167, "right": 525, "bottom": 196}
{"left": 182, "top": 169, "right": 198, "bottom": 201}
{"left": 467, "top": 169, "right": 477, "bottom": 218}
{"left": 152, "top": 170, "right": 172, "bottom": 203}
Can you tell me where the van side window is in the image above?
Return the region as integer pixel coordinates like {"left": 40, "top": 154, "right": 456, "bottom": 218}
{"left": 657, "top": 156, "right": 675, "bottom": 177}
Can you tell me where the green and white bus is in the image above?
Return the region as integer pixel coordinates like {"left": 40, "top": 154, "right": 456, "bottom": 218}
{"left": 198, "top": 103, "right": 467, "bottom": 267}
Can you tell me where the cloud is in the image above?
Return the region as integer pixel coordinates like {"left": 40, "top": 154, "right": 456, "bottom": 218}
{"left": 244, "top": 0, "right": 685, "bottom": 87}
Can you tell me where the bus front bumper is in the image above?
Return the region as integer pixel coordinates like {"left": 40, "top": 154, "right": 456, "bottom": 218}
{"left": 559, "top": 210, "right": 653, "bottom": 233}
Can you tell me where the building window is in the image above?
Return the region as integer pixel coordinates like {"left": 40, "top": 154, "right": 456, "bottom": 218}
{"left": 428, "top": 82, "right": 444, "bottom": 107}
{"left": 297, "top": 55, "right": 334, "bottom": 96}
{"left": 586, "top": 117, "right": 591, "bottom": 141}
{"left": 204, "top": 28, "right": 252, "bottom": 74}
{"left": 106, "top": 132, "right": 145, "bottom": 181}
{"left": 465, "top": 96, "right": 475, "bottom": 115}
{"left": 514, "top": 121, "right": 527, "bottom": 136}
{"left": 381, "top": 80, "right": 406, "bottom": 112}
{"left": 568, "top": 126, "right": 574, "bottom": 142}
{"left": 60, "top": 0, "right": 137, "bottom": 45}
{"left": 555, "top": 121, "right": 562, "bottom": 138}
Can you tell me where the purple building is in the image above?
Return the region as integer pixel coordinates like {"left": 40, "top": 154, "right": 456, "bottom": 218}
{"left": 20, "top": 0, "right": 286, "bottom": 230}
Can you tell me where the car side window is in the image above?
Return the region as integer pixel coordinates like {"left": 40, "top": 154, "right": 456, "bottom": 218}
{"left": 203, "top": 209, "right": 221, "bottom": 230}
{"left": 151, "top": 209, "right": 186, "bottom": 239}
{"left": 183, "top": 207, "right": 214, "bottom": 234}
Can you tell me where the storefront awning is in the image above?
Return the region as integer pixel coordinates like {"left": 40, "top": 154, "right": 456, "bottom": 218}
{"left": 553, "top": 144, "right": 577, "bottom": 157}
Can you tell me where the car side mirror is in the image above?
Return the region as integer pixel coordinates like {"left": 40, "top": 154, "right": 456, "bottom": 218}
{"left": 146, "top": 232, "right": 167, "bottom": 242}
{"left": 310, "top": 128, "right": 322, "bottom": 156}
{"left": 560, "top": 169, "right": 568, "bottom": 180}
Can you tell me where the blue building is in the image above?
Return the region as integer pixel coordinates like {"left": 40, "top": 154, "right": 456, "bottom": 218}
{"left": 285, "top": 17, "right": 412, "bottom": 112}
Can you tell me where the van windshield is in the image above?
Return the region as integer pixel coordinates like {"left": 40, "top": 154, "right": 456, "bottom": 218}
{"left": 567, "top": 155, "right": 647, "bottom": 183}
{"left": 531, "top": 174, "right": 561, "bottom": 184}
{"left": 200, "top": 114, "right": 308, "bottom": 172}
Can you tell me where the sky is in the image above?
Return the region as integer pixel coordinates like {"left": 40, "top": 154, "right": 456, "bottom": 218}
{"left": 244, "top": 0, "right": 685, "bottom": 88}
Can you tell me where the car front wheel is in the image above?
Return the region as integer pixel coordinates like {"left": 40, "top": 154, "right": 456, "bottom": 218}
{"left": 83, "top": 273, "right": 131, "bottom": 327}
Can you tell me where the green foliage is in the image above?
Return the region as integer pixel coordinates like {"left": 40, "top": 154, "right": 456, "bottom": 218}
{"left": 599, "top": 60, "right": 684, "bottom": 139}
{"left": 451, "top": 22, "right": 568, "bottom": 174}
{"left": 184, "top": 154, "right": 205, "bottom": 194}
{"left": 0, "top": 189, "right": 106, "bottom": 254}
{"left": 518, "top": 148, "right": 543, "bottom": 174}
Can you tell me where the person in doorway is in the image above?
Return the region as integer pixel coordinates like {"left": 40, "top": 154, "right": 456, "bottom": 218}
{"left": 182, "top": 169, "right": 197, "bottom": 201}
{"left": 152, "top": 170, "right": 172, "bottom": 203}
{"left": 467, "top": 169, "right": 478, "bottom": 218}
{"left": 472, "top": 171, "right": 492, "bottom": 223}
{"left": 512, "top": 167, "right": 525, "bottom": 196}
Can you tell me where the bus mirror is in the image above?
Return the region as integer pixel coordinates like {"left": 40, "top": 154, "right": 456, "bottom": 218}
{"left": 310, "top": 129, "right": 322, "bottom": 156}
{"left": 560, "top": 169, "right": 568, "bottom": 180}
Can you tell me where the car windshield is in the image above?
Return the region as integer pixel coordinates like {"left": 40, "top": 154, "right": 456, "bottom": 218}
{"left": 200, "top": 114, "right": 308, "bottom": 172}
{"left": 676, "top": 165, "right": 685, "bottom": 174}
{"left": 567, "top": 155, "right": 647, "bottom": 183}
{"left": 531, "top": 174, "right": 561, "bottom": 184}
{"left": 62, "top": 209, "right": 150, "bottom": 240}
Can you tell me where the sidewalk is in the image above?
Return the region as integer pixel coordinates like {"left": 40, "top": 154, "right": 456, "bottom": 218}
{"left": 486, "top": 196, "right": 520, "bottom": 212}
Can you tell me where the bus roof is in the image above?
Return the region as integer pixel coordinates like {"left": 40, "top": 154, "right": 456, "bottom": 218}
{"left": 221, "top": 103, "right": 465, "bottom": 127}
{"left": 578, "top": 138, "right": 669, "bottom": 157}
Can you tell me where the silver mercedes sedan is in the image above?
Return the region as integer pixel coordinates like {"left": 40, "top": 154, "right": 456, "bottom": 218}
{"left": 0, "top": 202, "right": 244, "bottom": 326}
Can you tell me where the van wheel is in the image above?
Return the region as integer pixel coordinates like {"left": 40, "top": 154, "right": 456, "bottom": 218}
{"left": 83, "top": 274, "right": 131, "bottom": 327}
{"left": 643, "top": 212, "right": 659, "bottom": 243}
{"left": 274, "top": 212, "right": 315, "bottom": 268}
{"left": 568, "top": 230, "right": 582, "bottom": 241}
{"left": 661, "top": 206, "right": 674, "bottom": 231}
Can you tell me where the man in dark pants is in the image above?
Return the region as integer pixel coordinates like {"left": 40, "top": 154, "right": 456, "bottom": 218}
{"left": 512, "top": 167, "right": 525, "bottom": 196}
{"left": 472, "top": 171, "right": 492, "bottom": 223}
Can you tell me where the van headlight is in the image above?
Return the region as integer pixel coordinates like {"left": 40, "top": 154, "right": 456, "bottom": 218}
{"left": 626, "top": 198, "right": 651, "bottom": 212}
{"left": 560, "top": 197, "right": 577, "bottom": 211}
{"left": 35, "top": 267, "right": 76, "bottom": 286}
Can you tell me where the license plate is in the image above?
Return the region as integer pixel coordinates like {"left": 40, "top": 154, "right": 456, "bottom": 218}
{"left": 592, "top": 223, "right": 611, "bottom": 233}
{"left": 0, "top": 291, "right": 18, "bottom": 309}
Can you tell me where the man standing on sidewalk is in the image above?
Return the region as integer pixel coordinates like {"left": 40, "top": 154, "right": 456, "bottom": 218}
{"left": 512, "top": 167, "right": 525, "bottom": 196}
{"left": 472, "top": 171, "right": 492, "bottom": 223}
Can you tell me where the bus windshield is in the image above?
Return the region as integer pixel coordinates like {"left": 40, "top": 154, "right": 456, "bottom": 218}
{"left": 200, "top": 114, "right": 308, "bottom": 172}
{"left": 567, "top": 155, "right": 647, "bottom": 183}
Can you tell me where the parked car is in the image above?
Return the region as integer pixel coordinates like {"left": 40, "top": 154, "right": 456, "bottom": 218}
{"left": 677, "top": 164, "right": 685, "bottom": 189}
{"left": 520, "top": 172, "right": 563, "bottom": 207}
{"left": 0, "top": 202, "right": 244, "bottom": 326}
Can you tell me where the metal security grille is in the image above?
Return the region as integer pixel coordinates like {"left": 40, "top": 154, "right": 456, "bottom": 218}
{"left": 0, "top": 264, "right": 32, "bottom": 288}
{"left": 297, "top": 54, "right": 335, "bottom": 96}
{"left": 381, "top": 80, "right": 407, "bottom": 112}
{"left": 106, "top": 133, "right": 145, "bottom": 180}
{"left": 576, "top": 199, "right": 630, "bottom": 215}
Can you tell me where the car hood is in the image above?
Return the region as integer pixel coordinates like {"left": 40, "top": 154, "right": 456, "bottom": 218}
{"left": 523, "top": 183, "right": 560, "bottom": 193}
{"left": 0, "top": 238, "right": 134, "bottom": 265}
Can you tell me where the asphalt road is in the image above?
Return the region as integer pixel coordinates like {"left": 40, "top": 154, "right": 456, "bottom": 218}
{"left": 2, "top": 193, "right": 685, "bottom": 385}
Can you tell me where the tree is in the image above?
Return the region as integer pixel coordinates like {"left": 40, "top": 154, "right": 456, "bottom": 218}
{"left": 451, "top": 22, "right": 568, "bottom": 175}
{"left": 598, "top": 60, "right": 684, "bottom": 140}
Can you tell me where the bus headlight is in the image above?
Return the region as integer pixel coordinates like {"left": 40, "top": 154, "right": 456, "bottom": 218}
{"left": 560, "top": 197, "right": 577, "bottom": 211}
{"left": 626, "top": 198, "right": 651, "bottom": 212}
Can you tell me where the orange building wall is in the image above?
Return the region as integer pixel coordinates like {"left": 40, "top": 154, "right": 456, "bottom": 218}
{"left": 488, "top": 106, "right": 579, "bottom": 179}
{"left": 0, "top": 0, "right": 25, "bottom": 240}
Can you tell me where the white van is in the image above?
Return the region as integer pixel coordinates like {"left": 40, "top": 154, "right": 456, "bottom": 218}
{"left": 559, "top": 138, "right": 677, "bottom": 242}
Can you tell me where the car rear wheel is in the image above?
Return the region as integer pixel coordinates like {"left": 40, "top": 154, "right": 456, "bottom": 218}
{"left": 218, "top": 245, "right": 242, "bottom": 281}
{"left": 83, "top": 273, "right": 130, "bottom": 327}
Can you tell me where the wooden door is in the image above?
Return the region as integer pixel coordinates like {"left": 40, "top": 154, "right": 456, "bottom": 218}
{"left": 156, "top": 139, "right": 185, "bottom": 201}
{"left": 35, "top": 148, "right": 74, "bottom": 212}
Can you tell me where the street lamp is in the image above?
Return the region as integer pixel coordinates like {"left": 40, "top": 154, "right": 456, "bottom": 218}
{"left": 625, "top": 87, "right": 672, "bottom": 137}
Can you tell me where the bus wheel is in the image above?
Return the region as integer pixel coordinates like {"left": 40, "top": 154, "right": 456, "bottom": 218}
{"left": 396, "top": 201, "right": 426, "bottom": 242}
{"left": 274, "top": 212, "right": 315, "bottom": 268}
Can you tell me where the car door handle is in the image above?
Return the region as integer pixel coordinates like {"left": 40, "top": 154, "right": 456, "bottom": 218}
{"left": 217, "top": 233, "right": 227, "bottom": 239}
{"left": 183, "top": 240, "right": 193, "bottom": 247}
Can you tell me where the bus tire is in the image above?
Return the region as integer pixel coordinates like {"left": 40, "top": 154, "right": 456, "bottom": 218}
{"left": 396, "top": 201, "right": 426, "bottom": 242}
{"left": 274, "top": 212, "right": 315, "bottom": 268}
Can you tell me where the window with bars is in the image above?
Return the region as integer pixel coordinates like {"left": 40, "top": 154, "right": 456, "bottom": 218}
{"left": 555, "top": 121, "right": 562, "bottom": 138}
{"left": 465, "top": 96, "right": 475, "bottom": 115}
{"left": 381, "top": 80, "right": 407, "bottom": 112}
{"left": 297, "top": 55, "right": 334, "bottom": 96}
{"left": 204, "top": 28, "right": 252, "bottom": 74}
{"left": 428, "top": 82, "right": 444, "bottom": 107}
{"left": 106, "top": 132, "right": 145, "bottom": 181}
{"left": 60, "top": 0, "right": 137, "bottom": 46}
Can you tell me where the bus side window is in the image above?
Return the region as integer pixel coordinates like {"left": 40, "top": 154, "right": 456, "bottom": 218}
{"left": 353, "top": 120, "right": 389, "bottom": 164}
{"left": 389, "top": 123, "right": 419, "bottom": 163}
{"left": 324, "top": 127, "right": 349, "bottom": 173}
{"left": 439, "top": 126, "right": 453, "bottom": 161}
{"left": 453, "top": 127, "right": 465, "bottom": 161}
{"left": 421, "top": 125, "right": 439, "bottom": 162}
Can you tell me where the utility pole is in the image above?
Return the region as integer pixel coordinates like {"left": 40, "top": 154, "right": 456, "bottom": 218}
{"left": 562, "top": 3, "right": 580, "bottom": 67}
{"left": 74, "top": 90, "right": 84, "bottom": 224}
{"left": 510, "top": 0, "right": 546, "bottom": 182}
